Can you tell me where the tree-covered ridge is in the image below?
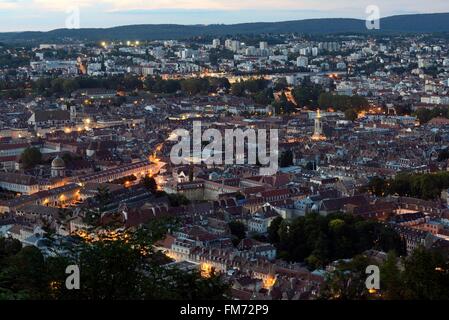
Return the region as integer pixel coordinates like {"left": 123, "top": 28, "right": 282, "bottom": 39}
{"left": 2, "top": 13, "right": 449, "bottom": 43}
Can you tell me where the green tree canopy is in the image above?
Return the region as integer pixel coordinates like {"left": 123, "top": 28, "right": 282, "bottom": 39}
{"left": 277, "top": 212, "right": 405, "bottom": 267}
{"left": 370, "top": 171, "right": 449, "bottom": 200}
{"left": 322, "top": 247, "right": 449, "bottom": 300}
{"left": 268, "top": 216, "right": 283, "bottom": 244}
{"left": 20, "top": 147, "right": 42, "bottom": 169}
{"left": 292, "top": 80, "right": 324, "bottom": 108}
{"left": 279, "top": 150, "right": 294, "bottom": 167}
{"left": 142, "top": 176, "right": 158, "bottom": 193}
{"left": 228, "top": 221, "right": 246, "bottom": 244}
{"left": 0, "top": 220, "right": 228, "bottom": 300}
{"left": 344, "top": 108, "right": 358, "bottom": 121}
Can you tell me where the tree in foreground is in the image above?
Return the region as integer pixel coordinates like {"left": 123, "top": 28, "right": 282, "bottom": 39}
{"left": 0, "top": 220, "right": 229, "bottom": 300}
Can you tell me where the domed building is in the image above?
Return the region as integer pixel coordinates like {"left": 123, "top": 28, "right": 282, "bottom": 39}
{"left": 51, "top": 156, "right": 66, "bottom": 178}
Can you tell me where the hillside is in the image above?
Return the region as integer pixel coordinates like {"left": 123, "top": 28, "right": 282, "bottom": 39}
{"left": 0, "top": 12, "right": 448, "bottom": 43}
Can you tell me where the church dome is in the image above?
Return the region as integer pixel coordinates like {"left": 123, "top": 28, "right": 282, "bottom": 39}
{"left": 51, "top": 156, "right": 65, "bottom": 168}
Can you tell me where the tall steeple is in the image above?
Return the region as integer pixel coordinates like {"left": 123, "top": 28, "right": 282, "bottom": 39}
{"left": 311, "top": 109, "right": 326, "bottom": 141}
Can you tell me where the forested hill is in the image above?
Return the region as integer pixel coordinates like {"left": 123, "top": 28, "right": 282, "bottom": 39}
{"left": 1, "top": 12, "right": 449, "bottom": 43}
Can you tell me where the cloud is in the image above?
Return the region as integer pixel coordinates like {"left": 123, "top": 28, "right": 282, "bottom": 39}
{"left": 31, "top": 0, "right": 96, "bottom": 11}
{"left": 3, "top": 0, "right": 449, "bottom": 16}
{"left": 0, "top": 0, "right": 19, "bottom": 10}
{"left": 89, "top": 0, "right": 449, "bottom": 15}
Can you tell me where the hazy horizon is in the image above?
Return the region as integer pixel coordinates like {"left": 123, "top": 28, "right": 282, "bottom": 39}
{"left": 0, "top": 0, "right": 448, "bottom": 32}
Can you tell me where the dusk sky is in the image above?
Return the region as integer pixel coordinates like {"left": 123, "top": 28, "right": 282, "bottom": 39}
{"left": 0, "top": 0, "right": 448, "bottom": 32}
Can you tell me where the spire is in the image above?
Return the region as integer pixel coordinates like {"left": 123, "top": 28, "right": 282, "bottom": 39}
{"left": 311, "top": 109, "right": 326, "bottom": 141}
